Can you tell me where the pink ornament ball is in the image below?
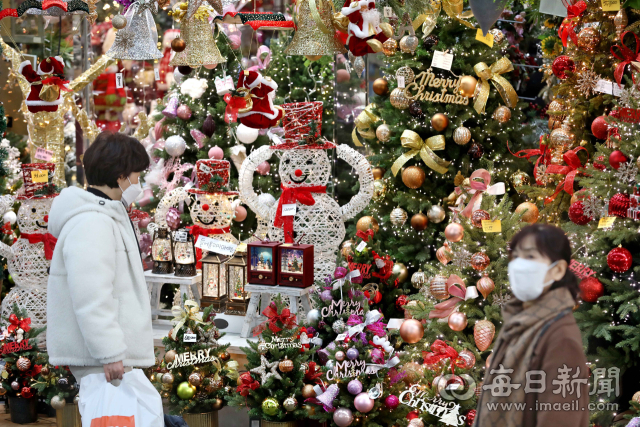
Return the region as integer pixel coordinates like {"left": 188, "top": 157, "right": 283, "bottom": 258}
{"left": 177, "top": 105, "right": 192, "bottom": 120}
{"left": 208, "top": 146, "right": 224, "bottom": 160}
{"left": 337, "top": 69, "right": 350, "bottom": 83}
{"left": 354, "top": 392, "right": 374, "bottom": 413}
{"left": 166, "top": 207, "right": 181, "bottom": 230}
{"left": 257, "top": 161, "right": 271, "bottom": 175}
{"left": 385, "top": 395, "right": 400, "bottom": 409}
{"left": 228, "top": 33, "right": 241, "bottom": 50}
{"left": 139, "top": 217, "right": 151, "bottom": 228}
{"left": 234, "top": 205, "right": 247, "bottom": 222}
{"left": 204, "top": 63, "right": 217, "bottom": 70}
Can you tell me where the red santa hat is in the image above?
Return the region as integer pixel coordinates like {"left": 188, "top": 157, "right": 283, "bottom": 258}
{"left": 237, "top": 70, "right": 262, "bottom": 89}
{"left": 37, "top": 56, "right": 64, "bottom": 76}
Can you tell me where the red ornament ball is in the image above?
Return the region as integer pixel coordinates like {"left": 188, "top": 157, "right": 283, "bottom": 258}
{"left": 396, "top": 295, "right": 409, "bottom": 311}
{"left": 579, "top": 277, "right": 604, "bottom": 303}
{"left": 466, "top": 409, "right": 477, "bottom": 426}
{"left": 568, "top": 201, "right": 593, "bottom": 225}
{"left": 591, "top": 116, "right": 609, "bottom": 140}
{"left": 365, "top": 289, "right": 382, "bottom": 304}
{"left": 608, "top": 193, "right": 630, "bottom": 218}
{"left": 552, "top": 55, "right": 576, "bottom": 79}
{"left": 407, "top": 411, "right": 420, "bottom": 420}
{"left": 21, "top": 387, "right": 34, "bottom": 399}
{"left": 607, "top": 247, "right": 632, "bottom": 273}
{"left": 609, "top": 150, "right": 629, "bottom": 170}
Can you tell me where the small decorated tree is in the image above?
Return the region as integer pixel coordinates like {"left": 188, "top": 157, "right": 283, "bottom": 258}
{"left": 151, "top": 298, "right": 238, "bottom": 414}
{"left": 33, "top": 364, "right": 79, "bottom": 410}
{"left": 226, "top": 295, "right": 309, "bottom": 423}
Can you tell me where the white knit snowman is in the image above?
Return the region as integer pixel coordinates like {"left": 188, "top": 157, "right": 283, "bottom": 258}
{"left": 239, "top": 121, "right": 373, "bottom": 280}
{"left": 0, "top": 163, "right": 58, "bottom": 349}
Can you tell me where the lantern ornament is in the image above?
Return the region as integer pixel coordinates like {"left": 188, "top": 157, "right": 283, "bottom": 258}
{"left": 152, "top": 227, "right": 174, "bottom": 274}
{"left": 172, "top": 229, "right": 197, "bottom": 277}
{"left": 225, "top": 250, "right": 249, "bottom": 314}
{"left": 200, "top": 253, "right": 229, "bottom": 312}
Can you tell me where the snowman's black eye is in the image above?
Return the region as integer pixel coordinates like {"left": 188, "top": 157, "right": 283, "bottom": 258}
{"left": 306, "top": 160, "right": 313, "bottom": 165}
{"left": 31, "top": 208, "right": 36, "bottom": 213}
{"left": 196, "top": 200, "right": 200, "bottom": 204}
{"left": 284, "top": 159, "right": 290, "bottom": 165}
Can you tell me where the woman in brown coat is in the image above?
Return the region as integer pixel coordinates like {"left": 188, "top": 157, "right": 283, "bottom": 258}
{"left": 474, "top": 224, "right": 590, "bottom": 427}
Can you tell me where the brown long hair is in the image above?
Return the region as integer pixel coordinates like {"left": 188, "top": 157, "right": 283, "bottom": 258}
{"left": 508, "top": 224, "right": 579, "bottom": 300}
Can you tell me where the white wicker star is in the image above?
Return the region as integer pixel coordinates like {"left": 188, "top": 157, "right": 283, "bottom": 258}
{"left": 250, "top": 355, "right": 282, "bottom": 385}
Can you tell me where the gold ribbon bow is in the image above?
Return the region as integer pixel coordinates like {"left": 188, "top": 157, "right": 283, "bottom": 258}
{"left": 352, "top": 104, "right": 380, "bottom": 147}
{"left": 443, "top": 0, "right": 474, "bottom": 29}
{"left": 170, "top": 299, "right": 203, "bottom": 339}
{"left": 391, "top": 130, "right": 450, "bottom": 176}
{"left": 225, "top": 360, "right": 240, "bottom": 380}
{"left": 473, "top": 57, "right": 518, "bottom": 114}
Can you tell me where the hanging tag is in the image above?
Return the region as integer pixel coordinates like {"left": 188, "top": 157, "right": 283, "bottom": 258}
{"left": 482, "top": 220, "right": 502, "bottom": 233}
{"left": 282, "top": 204, "right": 297, "bottom": 216}
{"left": 386, "top": 318, "right": 404, "bottom": 329}
{"left": 345, "top": 61, "right": 352, "bottom": 74}
{"left": 200, "top": 163, "right": 212, "bottom": 173}
{"left": 175, "top": 230, "right": 188, "bottom": 242}
{"left": 384, "top": 6, "right": 393, "bottom": 17}
{"left": 601, "top": 0, "right": 620, "bottom": 10}
{"left": 194, "top": 236, "right": 238, "bottom": 255}
{"left": 431, "top": 51, "right": 454, "bottom": 71}
{"left": 356, "top": 241, "right": 367, "bottom": 252}
{"left": 183, "top": 333, "right": 197, "bottom": 342}
{"left": 154, "top": 67, "right": 160, "bottom": 81}
{"left": 335, "top": 333, "right": 347, "bottom": 341}
{"left": 598, "top": 217, "right": 616, "bottom": 228}
{"left": 475, "top": 29, "right": 494, "bottom": 47}
{"left": 115, "top": 73, "right": 124, "bottom": 89}
{"left": 397, "top": 75, "right": 405, "bottom": 88}
{"left": 34, "top": 147, "right": 54, "bottom": 161}
{"left": 31, "top": 170, "right": 48, "bottom": 183}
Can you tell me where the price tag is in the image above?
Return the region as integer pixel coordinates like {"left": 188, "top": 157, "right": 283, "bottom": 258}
{"left": 335, "top": 333, "right": 347, "bottom": 341}
{"left": 601, "top": 0, "right": 620, "bottom": 11}
{"left": 595, "top": 79, "right": 623, "bottom": 96}
{"left": 482, "top": 220, "right": 502, "bottom": 233}
{"left": 31, "top": 170, "right": 48, "bottom": 183}
{"left": 384, "top": 6, "right": 393, "bottom": 17}
{"left": 598, "top": 217, "right": 616, "bottom": 228}
{"left": 194, "top": 236, "right": 238, "bottom": 255}
{"left": 183, "top": 333, "right": 196, "bottom": 342}
{"left": 282, "top": 204, "right": 297, "bottom": 216}
{"left": 199, "top": 163, "right": 212, "bottom": 173}
{"left": 397, "top": 75, "right": 405, "bottom": 88}
{"left": 475, "top": 29, "right": 494, "bottom": 47}
{"left": 154, "top": 67, "right": 160, "bottom": 81}
{"left": 386, "top": 318, "right": 405, "bottom": 329}
{"left": 34, "top": 147, "right": 53, "bottom": 161}
{"left": 214, "top": 76, "right": 235, "bottom": 95}
{"left": 175, "top": 230, "right": 188, "bottom": 242}
{"left": 356, "top": 241, "right": 367, "bottom": 252}
{"left": 431, "top": 51, "right": 454, "bottom": 71}
{"left": 115, "top": 73, "right": 124, "bottom": 89}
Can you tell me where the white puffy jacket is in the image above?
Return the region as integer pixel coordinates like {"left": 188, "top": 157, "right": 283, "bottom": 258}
{"left": 47, "top": 187, "right": 154, "bottom": 367}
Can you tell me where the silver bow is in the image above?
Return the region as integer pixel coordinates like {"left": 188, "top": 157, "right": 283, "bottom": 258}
{"left": 347, "top": 309, "right": 382, "bottom": 337}
{"left": 331, "top": 269, "right": 361, "bottom": 299}
{"left": 365, "top": 355, "right": 400, "bottom": 375}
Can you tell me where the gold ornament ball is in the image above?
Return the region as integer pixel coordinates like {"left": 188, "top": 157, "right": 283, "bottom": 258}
{"left": 162, "top": 372, "right": 175, "bottom": 384}
{"left": 0, "top": 385, "right": 8, "bottom": 396}
{"left": 489, "top": 28, "right": 505, "bottom": 43}
{"left": 376, "top": 124, "right": 391, "bottom": 142}
{"left": 395, "top": 66, "right": 415, "bottom": 85}
{"left": 112, "top": 14, "right": 127, "bottom": 29}
{"left": 16, "top": 357, "right": 31, "bottom": 371}
{"left": 262, "top": 397, "right": 280, "bottom": 416}
{"left": 390, "top": 207, "right": 408, "bottom": 226}
{"left": 429, "top": 275, "right": 449, "bottom": 300}
{"left": 168, "top": 328, "right": 177, "bottom": 341}
{"left": 399, "top": 319, "right": 424, "bottom": 343}
{"left": 155, "top": 373, "right": 164, "bottom": 383}
{"left": 373, "top": 78, "right": 389, "bottom": 96}
{"left": 411, "top": 269, "right": 427, "bottom": 289}
{"left": 171, "top": 38, "right": 186, "bottom": 53}
{"left": 304, "top": 404, "right": 316, "bottom": 416}
{"left": 302, "top": 384, "right": 316, "bottom": 399}
{"left": 427, "top": 205, "right": 446, "bottom": 223}
{"left": 431, "top": 113, "right": 449, "bottom": 132}
{"left": 305, "top": 55, "right": 323, "bottom": 62}
{"left": 356, "top": 216, "right": 379, "bottom": 233}
{"left": 257, "top": 342, "right": 268, "bottom": 354}
{"left": 448, "top": 312, "right": 468, "bottom": 331}
{"left": 41, "top": 366, "right": 50, "bottom": 376}
{"left": 577, "top": 27, "right": 600, "bottom": 51}
{"left": 444, "top": 222, "right": 464, "bottom": 242}
{"left": 510, "top": 171, "right": 531, "bottom": 191}
{"left": 409, "top": 419, "right": 425, "bottom": 427}
{"left": 372, "top": 167, "right": 385, "bottom": 180}
{"left": 515, "top": 202, "right": 539, "bottom": 224}
{"left": 399, "top": 35, "right": 419, "bottom": 53}
{"left": 392, "top": 263, "right": 409, "bottom": 283}
{"left": 341, "top": 240, "right": 355, "bottom": 258}
{"left": 188, "top": 372, "right": 203, "bottom": 387}
{"left": 470, "top": 252, "right": 490, "bottom": 271}
{"left": 458, "top": 76, "right": 478, "bottom": 98}
{"left": 632, "top": 391, "right": 640, "bottom": 403}
{"left": 492, "top": 106, "right": 512, "bottom": 124}
{"left": 477, "top": 274, "right": 496, "bottom": 299}
{"left": 212, "top": 398, "right": 224, "bottom": 411}
{"left": 390, "top": 88, "right": 411, "bottom": 109}
{"left": 219, "top": 351, "right": 230, "bottom": 361}
{"left": 164, "top": 350, "right": 177, "bottom": 363}
{"left": 372, "top": 180, "right": 387, "bottom": 200}
{"left": 382, "top": 38, "right": 398, "bottom": 56}
{"left": 402, "top": 166, "right": 426, "bottom": 189}
{"left": 549, "top": 121, "right": 575, "bottom": 148}
{"left": 279, "top": 358, "right": 294, "bottom": 373}
{"left": 410, "top": 212, "right": 429, "bottom": 231}
{"left": 471, "top": 209, "right": 491, "bottom": 228}
{"left": 453, "top": 126, "right": 471, "bottom": 145}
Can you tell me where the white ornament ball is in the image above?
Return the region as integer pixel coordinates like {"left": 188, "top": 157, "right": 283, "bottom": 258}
{"left": 3, "top": 211, "right": 16, "bottom": 225}
{"left": 236, "top": 124, "right": 259, "bottom": 144}
{"left": 390, "top": 207, "right": 408, "bottom": 226}
{"left": 306, "top": 309, "right": 320, "bottom": 325}
{"left": 165, "top": 135, "right": 187, "bottom": 157}
{"left": 50, "top": 395, "right": 66, "bottom": 410}
{"left": 258, "top": 193, "right": 276, "bottom": 208}
{"left": 427, "top": 205, "right": 446, "bottom": 223}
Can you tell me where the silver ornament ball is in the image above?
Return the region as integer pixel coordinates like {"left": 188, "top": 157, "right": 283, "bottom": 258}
{"left": 51, "top": 395, "right": 66, "bottom": 410}
{"left": 332, "top": 319, "right": 346, "bottom": 334}
{"left": 427, "top": 205, "right": 446, "bottom": 223}
{"left": 376, "top": 124, "right": 391, "bottom": 142}
{"left": 165, "top": 135, "right": 187, "bottom": 157}
{"left": 283, "top": 396, "right": 298, "bottom": 412}
{"left": 390, "top": 207, "right": 408, "bottom": 226}
{"left": 399, "top": 35, "right": 419, "bottom": 53}
{"left": 112, "top": 14, "right": 127, "bottom": 30}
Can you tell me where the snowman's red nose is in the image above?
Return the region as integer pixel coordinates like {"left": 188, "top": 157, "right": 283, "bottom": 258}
{"left": 43, "top": 215, "right": 48, "bottom": 222}
{"left": 202, "top": 204, "right": 210, "bottom": 211}
{"left": 294, "top": 169, "right": 303, "bottom": 177}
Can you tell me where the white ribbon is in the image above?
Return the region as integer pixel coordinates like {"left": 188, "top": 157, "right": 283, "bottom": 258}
{"left": 365, "top": 355, "right": 400, "bottom": 375}
{"left": 331, "top": 270, "right": 361, "bottom": 299}
{"left": 347, "top": 309, "right": 382, "bottom": 337}
{"left": 465, "top": 285, "right": 479, "bottom": 300}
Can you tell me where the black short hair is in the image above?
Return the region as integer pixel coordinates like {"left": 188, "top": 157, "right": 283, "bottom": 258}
{"left": 83, "top": 132, "right": 150, "bottom": 188}
{"left": 509, "top": 224, "right": 580, "bottom": 300}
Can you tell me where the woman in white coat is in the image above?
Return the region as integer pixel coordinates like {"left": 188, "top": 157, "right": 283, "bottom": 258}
{"left": 47, "top": 131, "right": 154, "bottom": 385}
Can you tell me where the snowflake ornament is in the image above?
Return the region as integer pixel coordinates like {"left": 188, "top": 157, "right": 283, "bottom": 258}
{"left": 452, "top": 248, "right": 472, "bottom": 269}
{"left": 619, "top": 86, "right": 640, "bottom": 108}
{"left": 613, "top": 156, "right": 638, "bottom": 184}
{"left": 492, "top": 292, "right": 511, "bottom": 307}
{"left": 574, "top": 67, "right": 601, "bottom": 98}
{"left": 535, "top": 164, "right": 551, "bottom": 185}
{"left": 582, "top": 196, "right": 606, "bottom": 220}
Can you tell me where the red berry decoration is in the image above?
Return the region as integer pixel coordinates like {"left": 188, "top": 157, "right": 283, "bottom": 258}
{"left": 579, "top": 277, "right": 604, "bottom": 303}
{"left": 607, "top": 246, "right": 632, "bottom": 273}
{"left": 593, "top": 155, "right": 607, "bottom": 171}
{"left": 568, "top": 201, "right": 593, "bottom": 225}
{"left": 551, "top": 55, "right": 576, "bottom": 79}
{"left": 608, "top": 193, "right": 630, "bottom": 218}
{"left": 466, "top": 409, "right": 477, "bottom": 426}
{"left": 591, "top": 116, "right": 609, "bottom": 140}
{"left": 396, "top": 294, "right": 409, "bottom": 311}
{"left": 609, "top": 150, "right": 629, "bottom": 170}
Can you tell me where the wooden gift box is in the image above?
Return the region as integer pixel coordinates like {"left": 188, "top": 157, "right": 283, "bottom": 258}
{"left": 247, "top": 241, "right": 281, "bottom": 285}
{"left": 277, "top": 243, "right": 314, "bottom": 288}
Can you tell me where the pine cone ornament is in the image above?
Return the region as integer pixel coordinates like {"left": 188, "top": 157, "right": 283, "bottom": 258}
{"left": 474, "top": 320, "right": 495, "bottom": 351}
{"left": 16, "top": 357, "right": 31, "bottom": 371}
{"left": 166, "top": 207, "right": 182, "bottom": 230}
{"left": 608, "top": 193, "right": 630, "bottom": 218}
{"left": 569, "top": 201, "right": 593, "bottom": 225}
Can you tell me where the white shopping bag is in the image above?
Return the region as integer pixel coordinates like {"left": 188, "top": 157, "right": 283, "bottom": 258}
{"left": 78, "top": 369, "right": 163, "bottom": 427}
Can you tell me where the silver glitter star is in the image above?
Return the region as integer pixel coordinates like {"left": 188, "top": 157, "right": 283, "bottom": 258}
{"left": 452, "top": 248, "right": 472, "bottom": 269}
{"left": 491, "top": 292, "right": 511, "bottom": 307}
{"left": 250, "top": 355, "right": 282, "bottom": 385}
{"left": 582, "top": 196, "right": 605, "bottom": 220}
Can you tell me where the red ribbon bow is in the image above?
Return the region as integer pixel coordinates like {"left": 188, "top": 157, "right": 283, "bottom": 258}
{"left": 41, "top": 76, "right": 71, "bottom": 91}
{"left": 186, "top": 225, "right": 231, "bottom": 267}
{"left": 20, "top": 232, "right": 57, "bottom": 260}
{"left": 422, "top": 339, "right": 459, "bottom": 374}
{"left": 236, "top": 372, "right": 259, "bottom": 397}
{"left": 558, "top": 0, "right": 586, "bottom": 47}
{"left": 429, "top": 275, "right": 468, "bottom": 319}
{"left": 304, "top": 362, "right": 323, "bottom": 384}
{"left": 274, "top": 184, "right": 326, "bottom": 243}
{"left": 355, "top": 229, "right": 374, "bottom": 242}
{"left": 508, "top": 137, "right": 550, "bottom": 185}
{"left": 252, "top": 303, "right": 297, "bottom": 336}
{"left": 223, "top": 93, "right": 248, "bottom": 124}
{"left": 8, "top": 314, "right": 31, "bottom": 334}
{"left": 612, "top": 31, "right": 640, "bottom": 87}
{"left": 543, "top": 146, "right": 588, "bottom": 204}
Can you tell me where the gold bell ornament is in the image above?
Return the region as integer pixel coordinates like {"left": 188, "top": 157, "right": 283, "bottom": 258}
{"left": 170, "top": 2, "right": 225, "bottom": 67}
{"left": 284, "top": 0, "right": 346, "bottom": 57}
{"left": 106, "top": 0, "right": 164, "bottom": 60}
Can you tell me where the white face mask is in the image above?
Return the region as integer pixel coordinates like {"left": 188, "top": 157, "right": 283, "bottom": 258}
{"left": 508, "top": 258, "right": 559, "bottom": 302}
{"left": 119, "top": 176, "right": 143, "bottom": 207}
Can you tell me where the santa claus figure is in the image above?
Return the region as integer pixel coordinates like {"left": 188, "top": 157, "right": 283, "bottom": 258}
{"left": 19, "top": 56, "right": 70, "bottom": 114}
{"left": 341, "top": 0, "right": 392, "bottom": 57}
{"left": 235, "top": 70, "right": 284, "bottom": 143}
